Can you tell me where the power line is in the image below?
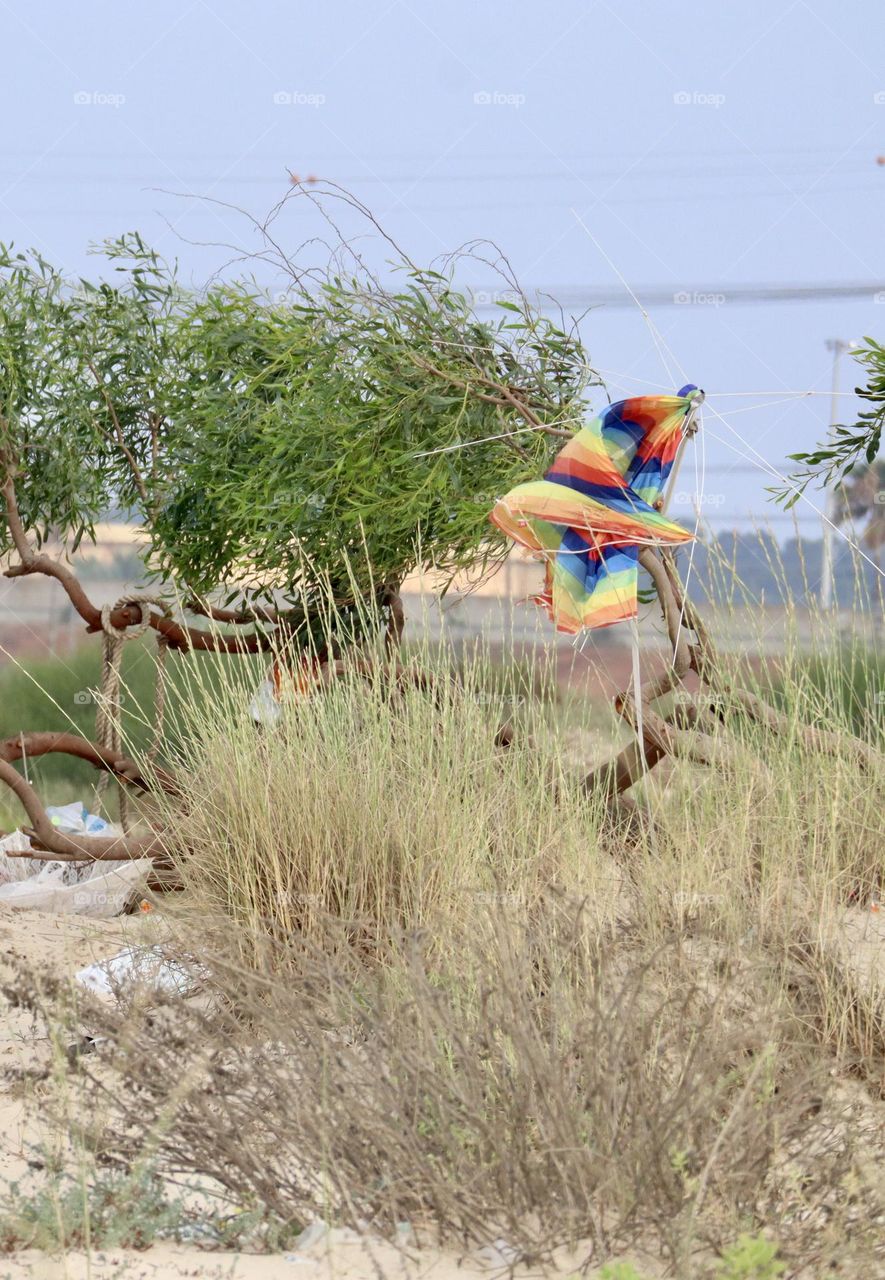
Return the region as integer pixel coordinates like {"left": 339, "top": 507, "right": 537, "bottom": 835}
{"left": 470, "top": 282, "right": 885, "bottom": 309}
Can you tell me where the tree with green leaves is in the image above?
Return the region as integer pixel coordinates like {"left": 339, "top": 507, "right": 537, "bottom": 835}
{"left": 2, "top": 192, "right": 880, "bottom": 871}
{"left": 779, "top": 338, "right": 884, "bottom": 503}
{"left": 0, "top": 199, "right": 605, "bottom": 860}
{"left": 0, "top": 224, "right": 595, "bottom": 655}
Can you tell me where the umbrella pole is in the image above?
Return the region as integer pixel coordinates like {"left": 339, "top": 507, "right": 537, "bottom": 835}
{"left": 661, "top": 392, "right": 704, "bottom": 517}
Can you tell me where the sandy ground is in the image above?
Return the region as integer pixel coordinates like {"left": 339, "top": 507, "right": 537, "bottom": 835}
{"left": 0, "top": 1239, "right": 659, "bottom": 1280}
{"left": 1, "top": 902, "right": 883, "bottom": 1279}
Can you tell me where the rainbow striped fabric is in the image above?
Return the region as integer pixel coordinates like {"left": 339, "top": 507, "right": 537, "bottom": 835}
{"left": 489, "top": 386, "right": 701, "bottom": 632}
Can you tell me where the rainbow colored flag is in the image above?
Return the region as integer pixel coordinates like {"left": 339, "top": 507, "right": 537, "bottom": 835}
{"left": 489, "top": 386, "right": 701, "bottom": 632}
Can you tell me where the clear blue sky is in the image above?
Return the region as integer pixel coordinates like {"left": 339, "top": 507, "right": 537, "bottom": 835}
{"left": 3, "top": 0, "right": 883, "bottom": 534}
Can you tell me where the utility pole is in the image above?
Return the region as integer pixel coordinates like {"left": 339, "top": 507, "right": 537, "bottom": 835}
{"left": 820, "top": 339, "right": 853, "bottom": 610}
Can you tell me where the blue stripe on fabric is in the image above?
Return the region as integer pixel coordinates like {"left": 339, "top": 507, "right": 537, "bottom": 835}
{"left": 544, "top": 474, "right": 659, "bottom": 512}
{"left": 627, "top": 456, "right": 673, "bottom": 489}
{"left": 555, "top": 530, "right": 638, "bottom": 591}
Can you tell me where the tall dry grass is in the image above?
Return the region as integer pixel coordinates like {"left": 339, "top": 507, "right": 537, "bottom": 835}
{"left": 4, "top": 539, "right": 884, "bottom": 1274}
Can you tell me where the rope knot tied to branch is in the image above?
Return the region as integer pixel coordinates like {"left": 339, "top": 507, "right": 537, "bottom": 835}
{"left": 95, "top": 592, "right": 172, "bottom": 829}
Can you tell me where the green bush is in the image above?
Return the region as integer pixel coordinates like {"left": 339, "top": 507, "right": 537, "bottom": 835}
{"left": 714, "top": 1233, "right": 785, "bottom": 1280}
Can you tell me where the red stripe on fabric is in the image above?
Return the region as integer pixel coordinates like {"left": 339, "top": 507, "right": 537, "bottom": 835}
{"left": 547, "top": 455, "right": 627, "bottom": 487}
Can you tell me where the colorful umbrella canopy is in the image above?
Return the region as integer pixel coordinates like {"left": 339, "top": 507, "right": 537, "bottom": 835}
{"left": 489, "top": 386, "right": 702, "bottom": 632}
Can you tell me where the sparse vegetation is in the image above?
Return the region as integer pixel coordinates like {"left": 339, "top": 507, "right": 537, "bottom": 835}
{"left": 2, "top": 605, "right": 882, "bottom": 1274}
{"left": 0, "top": 199, "right": 882, "bottom": 1277}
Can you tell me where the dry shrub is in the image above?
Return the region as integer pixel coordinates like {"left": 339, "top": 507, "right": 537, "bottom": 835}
{"left": 156, "top": 670, "right": 622, "bottom": 959}
{"left": 788, "top": 933, "right": 885, "bottom": 1096}
{"left": 5, "top": 619, "right": 880, "bottom": 1271}
{"left": 6, "top": 898, "right": 876, "bottom": 1273}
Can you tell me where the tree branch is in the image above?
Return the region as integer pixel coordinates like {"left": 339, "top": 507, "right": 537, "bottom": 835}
{"left": 1, "top": 465, "right": 273, "bottom": 654}
{"left": 0, "top": 759, "right": 165, "bottom": 861}
{"left": 0, "top": 732, "right": 179, "bottom": 795}
{"left": 86, "top": 360, "right": 151, "bottom": 509}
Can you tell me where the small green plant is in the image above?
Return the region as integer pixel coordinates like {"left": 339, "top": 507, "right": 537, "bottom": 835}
{"left": 714, "top": 1233, "right": 786, "bottom": 1280}
{"left": 0, "top": 1163, "right": 298, "bottom": 1255}
{"left": 598, "top": 1263, "right": 648, "bottom": 1280}
{"left": 0, "top": 1166, "right": 187, "bottom": 1253}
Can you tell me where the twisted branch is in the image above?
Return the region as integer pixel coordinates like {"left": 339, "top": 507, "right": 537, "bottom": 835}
{"left": 1, "top": 463, "right": 273, "bottom": 654}
{"left": 0, "top": 732, "right": 179, "bottom": 795}
{"left": 0, "top": 759, "right": 165, "bottom": 861}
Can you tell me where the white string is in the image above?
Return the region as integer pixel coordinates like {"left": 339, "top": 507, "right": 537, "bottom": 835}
{"left": 703, "top": 405, "right": 885, "bottom": 583}
{"left": 595, "top": 367, "right": 675, "bottom": 392}
{"left": 702, "top": 396, "right": 817, "bottom": 418}
{"left": 669, "top": 403, "right": 706, "bottom": 663}
{"left": 412, "top": 413, "right": 575, "bottom": 458}
{"left": 570, "top": 210, "right": 690, "bottom": 389}
{"left": 707, "top": 389, "right": 860, "bottom": 398}
{"left": 595, "top": 368, "right": 859, "bottom": 401}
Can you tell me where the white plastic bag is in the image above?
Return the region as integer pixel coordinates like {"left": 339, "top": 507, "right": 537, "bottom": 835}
{"left": 248, "top": 676, "right": 283, "bottom": 726}
{"left": 76, "top": 944, "right": 204, "bottom": 998}
{"left": 45, "top": 801, "right": 113, "bottom": 836}
{"left": 0, "top": 857, "right": 152, "bottom": 917}
{"left": 0, "top": 800, "right": 146, "bottom": 917}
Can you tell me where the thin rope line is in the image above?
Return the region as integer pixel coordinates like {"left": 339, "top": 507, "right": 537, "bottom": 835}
{"left": 570, "top": 210, "right": 689, "bottom": 388}
{"left": 706, "top": 389, "right": 860, "bottom": 398}
{"left": 631, "top": 616, "right": 647, "bottom": 775}
{"left": 412, "top": 413, "right": 576, "bottom": 458}
{"left": 703, "top": 396, "right": 817, "bottom": 417}
{"left": 703, "top": 406, "right": 885, "bottom": 583}
{"left": 569, "top": 366, "right": 860, "bottom": 401}
{"left": 595, "top": 367, "right": 675, "bottom": 391}
{"left": 670, "top": 405, "right": 706, "bottom": 664}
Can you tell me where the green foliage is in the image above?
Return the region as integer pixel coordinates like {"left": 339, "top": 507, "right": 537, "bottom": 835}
{"left": 762, "top": 645, "right": 885, "bottom": 739}
{"left": 0, "top": 640, "right": 264, "bottom": 827}
{"left": 0, "top": 1163, "right": 297, "bottom": 1254}
{"left": 591, "top": 1235, "right": 785, "bottom": 1280}
{"left": 0, "top": 236, "right": 182, "bottom": 550}
{"left": 0, "top": 1166, "right": 186, "bottom": 1253}
{"left": 0, "top": 210, "right": 599, "bottom": 639}
{"left": 776, "top": 338, "right": 884, "bottom": 504}
{"left": 713, "top": 1233, "right": 785, "bottom": 1280}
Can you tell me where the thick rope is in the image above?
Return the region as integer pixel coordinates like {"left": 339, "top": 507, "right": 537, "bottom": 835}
{"left": 93, "top": 593, "right": 170, "bottom": 833}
